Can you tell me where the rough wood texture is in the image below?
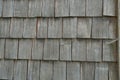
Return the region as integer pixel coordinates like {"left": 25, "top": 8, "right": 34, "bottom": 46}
{"left": 5, "top": 39, "right": 18, "bottom": 59}
{"left": 32, "top": 39, "right": 44, "bottom": 60}
{"left": 81, "top": 63, "right": 95, "bottom": 80}
{"left": 0, "top": 39, "right": 5, "bottom": 59}
{"left": 42, "top": 0, "right": 54, "bottom": 17}
{"left": 55, "top": 0, "right": 69, "bottom": 17}
{"left": 60, "top": 39, "right": 71, "bottom": 61}
{"left": 0, "top": 19, "right": 10, "bottom": 38}
{"left": 18, "top": 39, "right": 32, "bottom": 59}
{"left": 0, "top": 60, "right": 14, "bottom": 80}
{"left": 28, "top": 0, "right": 42, "bottom": 17}
{"left": 69, "top": 0, "right": 85, "bottom": 16}
{"left": 86, "top": 0, "right": 102, "bottom": 16}
{"left": 10, "top": 18, "right": 24, "bottom": 38}
{"left": 28, "top": 61, "right": 40, "bottom": 80}
{"left": 72, "top": 39, "right": 86, "bottom": 61}
{"left": 14, "top": 0, "right": 28, "bottom": 17}
{"left": 103, "top": 0, "right": 116, "bottom": 16}
{"left": 37, "top": 18, "right": 48, "bottom": 38}
{"left": 63, "top": 18, "right": 77, "bottom": 38}
{"left": 23, "top": 18, "right": 36, "bottom": 38}
{"left": 3, "top": 0, "right": 14, "bottom": 17}
{"left": 95, "top": 63, "right": 108, "bottom": 80}
{"left": 103, "top": 40, "right": 117, "bottom": 62}
{"left": 53, "top": 62, "right": 66, "bottom": 80}
{"left": 14, "top": 61, "right": 27, "bottom": 80}
{"left": 0, "top": 0, "right": 3, "bottom": 17}
{"left": 109, "top": 63, "right": 118, "bottom": 80}
{"left": 48, "top": 18, "right": 62, "bottom": 38}
{"left": 43, "top": 39, "right": 59, "bottom": 60}
{"left": 67, "top": 62, "right": 80, "bottom": 80}
{"left": 40, "top": 61, "right": 53, "bottom": 80}
{"left": 87, "top": 40, "right": 102, "bottom": 61}
{"left": 118, "top": 0, "right": 120, "bottom": 79}
{"left": 92, "top": 18, "right": 116, "bottom": 39}
{"left": 77, "top": 18, "right": 92, "bottom": 38}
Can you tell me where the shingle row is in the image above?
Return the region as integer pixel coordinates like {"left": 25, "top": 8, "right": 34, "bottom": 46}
{"left": 0, "top": 60, "right": 118, "bottom": 80}
{"left": 0, "top": 0, "right": 116, "bottom": 17}
{"left": 0, "top": 17, "right": 117, "bottom": 39}
{"left": 0, "top": 39, "right": 117, "bottom": 62}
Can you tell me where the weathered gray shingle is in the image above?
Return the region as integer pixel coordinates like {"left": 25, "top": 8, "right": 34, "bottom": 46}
{"left": 67, "top": 62, "right": 81, "bottom": 80}
{"left": 42, "top": 0, "right": 54, "bottom": 17}
{"left": 23, "top": 18, "right": 36, "bottom": 38}
{"left": 87, "top": 40, "right": 102, "bottom": 61}
{"left": 48, "top": 18, "right": 62, "bottom": 38}
{"left": 43, "top": 39, "right": 59, "bottom": 60}
{"left": 3, "top": 0, "right": 14, "bottom": 17}
{"left": 28, "top": 0, "right": 42, "bottom": 17}
{"left": 0, "top": 0, "right": 3, "bottom": 17}
{"left": 70, "top": 0, "right": 85, "bottom": 16}
{"left": 63, "top": 18, "right": 77, "bottom": 38}
{"left": 86, "top": 0, "right": 102, "bottom": 16}
{"left": 0, "top": 39, "right": 5, "bottom": 59}
{"left": 103, "top": 0, "right": 116, "bottom": 16}
{"left": 0, "top": 19, "right": 10, "bottom": 38}
{"left": 5, "top": 39, "right": 18, "bottom": 59}
{"left": 55, "top": 0, "right": 69, "bottom": 17}
{"left": 14, "top": 60, "right": 27, "bottom": 80}
{"left": 10, "top": 18, "right": 24, "bottom": 38}
{"left": 28, "top": 61, "right": 40, "bottom": 80}
{"left": 77, "top": 18, "right": 92, "bottom": 38}
{"left": 72, "top": 39, "right": 87, "bottom": 61}
{"left": 14, "top": 0, "right": 28, "bottom": 17}
{"left": 32, "top": 39, "right": 44, "bottom": 60}
{"left": 18, "top": 39, "right": 32, "bottom": 59}
{"left": 60, "top": 39, "right": 71, "bottom": 61}
{"left": 103, "top": 40, "right": 117, "bottom": 61}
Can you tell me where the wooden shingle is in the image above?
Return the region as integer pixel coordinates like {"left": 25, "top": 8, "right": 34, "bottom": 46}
{"left": 72, "top": 39, "right": 87, "bottom": 61}
{"left": 67, "top": 62, "right": 80, "bottom": 80}
{"left": 37, "top": 18, "right": 48, "bottom": 38}
{"left": 3, "top": 0, "right": 14, "bottom": 17}
{"left": 42, "top": 0, "right": 54, "bottom": 17}
{"left": 53, "top": 62, "right": 66, "bottom": 80}
{"left": 87, "top": 40, "right": 102, "bottom": 61}
{"left": 28, "top": 0, "right": 42, "bottom": 17}
{"left": 86, "top": 0, "right": 102, "bottom": 16}
{"left": 77, "top": 18, "right": 92, "bottom": 38}
{"left": 18, "top": 39, "right": 32, "bottom": 59}
{"left": 28, "top": 61, "right": 40, "bottom": 80}
{"left": 95, "top": 63, "right": 108, "bottom": 80}
{"left": 81, "top": 63, "right": 95, "bottom": 80}
{"left": 109, "top": 63, "right": 118, "bottom": 80}
{"left": 70, "top": 0, "right": 85, "bottom": 16}
{"left": 5, "top": 39, "right": 18, "bottom": 59}
{"left": 48, "top": 18, "right": 62, "bottom": 38}
{"left": 0, "top": 39, "right": 5, "bottom": 59}
{"left": 10, "top": 18, "right": 24, "bottom": 38}
{"left": 0, "top": 19, "right": 10, "bottom": 38}
{"left": 60, "top": 39, "right": 71, "bottom": 61}
{"left": 103, "top": 0, "right": 116, "bottom": 16}
{"left": 92, "top": 18, "right": 116, "bottom": 39}
{"left": 43, "top": 39, "right": 59, "bottom": 60}
{"left": 0, "top": 60, "right": 14, "bottom": 80}
{"left": 103, "top": 40, "right": 117, "bottom": 61}
{"left": 40, "top": 61, "right": 53, "bottom": 80}
{"left": 14, "top": 60, "right": 27, "bottom": 80}
{"left": 55, "top": 0, "right": 69, "bottom": 17}
{"left": 63, "top": 18, "right": 77, "bottom": 38}
{"left": 23, "top": 18, "right": 36, "bottom": 38}
{"left": 14, "top": 0, "right": 28, "bottom": 17}
{"left": 32, "top": 39, "right": 44, "bottom": 60}
{"left": 0, "top": 0, "right": 3, "bottom": 17}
